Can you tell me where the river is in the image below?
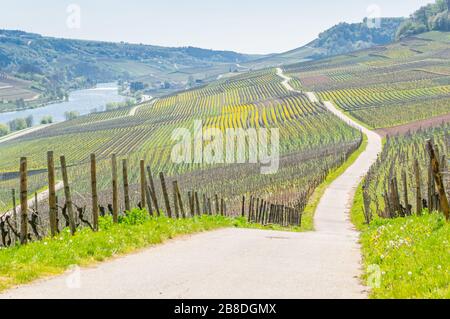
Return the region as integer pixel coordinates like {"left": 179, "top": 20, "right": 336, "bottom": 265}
{"left": 0, "top": 83, "right": 126, "bottom": 126}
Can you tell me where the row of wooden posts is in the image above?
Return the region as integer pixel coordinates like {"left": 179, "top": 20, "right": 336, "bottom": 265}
{"left": 363, "top": 140, "right": 450, "bottom": 223}
{"left": 5, "top": 150, "right": 303, "bottom": 246}
{"left": 241, "top": 195, "right": 302, "bottom": 227}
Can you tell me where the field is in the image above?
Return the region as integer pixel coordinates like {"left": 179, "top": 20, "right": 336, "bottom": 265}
{"left": 0, "top": 75, "right": 42, "bottom": 112}
{"left": 361, "top": 124, "right": 450, "bottom": 221}
{"left": 285, "top": 32, "right": 450, "bottom": 129}
{"left": 0, "top": 68, "right": 361, "bottom": 229}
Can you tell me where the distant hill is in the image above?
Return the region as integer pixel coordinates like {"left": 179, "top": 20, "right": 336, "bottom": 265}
{"left": 396, "top": 0, "right": 450, "bottom": 39}
{"left": 245, "top": 18, "right": 404, "bottom": 69}
{"left": 0, "top": 29, "right": 263, "bottom": 100}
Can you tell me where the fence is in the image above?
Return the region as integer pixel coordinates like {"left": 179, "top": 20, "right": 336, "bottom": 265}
{"left": 0, "top": 151, "right": 303, "bottom": 248}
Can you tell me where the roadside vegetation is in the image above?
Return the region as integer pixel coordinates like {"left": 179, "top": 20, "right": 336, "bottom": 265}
{"left": 352, "top": 186, "right": 449, "bottom": 299}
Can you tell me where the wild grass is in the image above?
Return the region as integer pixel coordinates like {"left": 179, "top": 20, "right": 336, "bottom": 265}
{"left": 351, "top": 184, "right": 450, "bottom": 299}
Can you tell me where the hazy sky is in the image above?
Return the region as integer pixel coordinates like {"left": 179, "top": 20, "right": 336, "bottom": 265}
{"left": 0, "top": 0, "right": 433, "bottom": 54}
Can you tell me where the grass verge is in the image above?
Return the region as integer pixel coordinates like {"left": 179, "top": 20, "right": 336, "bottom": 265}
{"left": 0, "top": 210, "right": 298, "bottom": 292}
{"left": 301, "top": 134, "right": 368, "bottom": 231}
{"left": 351, "top": 183, "right": 450, "bottom": 299}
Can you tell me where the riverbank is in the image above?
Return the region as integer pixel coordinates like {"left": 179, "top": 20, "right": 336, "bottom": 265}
{"left": 0, "top": 83, "right": 126, "bottom": 126}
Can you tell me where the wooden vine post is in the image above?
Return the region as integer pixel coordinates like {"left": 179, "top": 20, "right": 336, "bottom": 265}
{"left": 19, "top": 157, "right": 28, "bottom": 244}
{"left": 90, "top": 154, "right": 99, "bottom": 231}
{"left": 140, "top": 160, "right": 147, "bottom": 209}
{"left": 402, "top": 170, "right": 409, "bottom": 215}
{"left": 172, "top": 181, "right": 180, "bottom": 219}
{"left": 111, "top": 154, "right": 119, "bottom": 223}
{"left": 12, "top": 188, "right": 17, "bottom": 232}
{"left": 122, "top": 159, "right": 131, "bottom": 212}
{"left": 159, "top": 172, "right": 172, "bottom": 218}
{"left": 174, "top": 181, "right": 185, "bottom": 218}
{"left": 47, "top": 151, "right": 57, "bottom": 236}
{"left": 188, "top": 191, "right": 194, "bottom": 217}
{"left": 414, "top": 159, "right": 422, "bottom": 215}
{"left": 426, "top": 140, "right": 450, "bottom": 221}
{"left": 60, "top": 156, "right": 76, "bottom": 235}
{"left": 146, "top": 167, "right": 160, "bottom": 216}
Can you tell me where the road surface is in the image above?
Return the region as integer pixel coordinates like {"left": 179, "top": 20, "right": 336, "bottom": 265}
{"left": 0, "top": 70, "right": 382, "bottom": 299}
{"left": 0, "top": 124, "right": 54, "bottom": 145}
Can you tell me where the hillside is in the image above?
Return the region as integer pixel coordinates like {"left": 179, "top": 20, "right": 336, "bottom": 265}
{"left": 245, "top": 18, "right": 404, "bottom": 69}
{"left": 397, "top": 0, "right": 450, "bottom": 39}
{"left": 0, "top": 29, "right": 263, "bottom": 103}
{"left": 285, "top": 31, "right": 450, "bottom": 129}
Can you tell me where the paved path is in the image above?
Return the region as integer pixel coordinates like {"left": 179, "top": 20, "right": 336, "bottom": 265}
{"left": 0, "top": 70, "right": 382, "bottom": 299}
{"left": 129, "top": 98, "right": 156, "bottom": 116}
{"left": 0, "top": 124, "right": 54, "bottom": 145}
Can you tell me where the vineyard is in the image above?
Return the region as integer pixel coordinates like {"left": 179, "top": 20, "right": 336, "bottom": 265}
{"left": 0, "top": 67, "right": 361, "bottom": 236}
{"left": 361, "top": 124, "right": 450, "bottom": 222}
{"left": 284, "top": 31, "right": 450, "bottom": 129}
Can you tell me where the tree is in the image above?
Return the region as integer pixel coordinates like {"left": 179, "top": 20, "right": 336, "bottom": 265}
{"left": 0, "top": 123, "right": 9, "bottom": 137}
{"left": 40, "top": 115, "right": 53, "bottom": 124}
{"left": 64, "top": 111, "right": 80, "bottom": 121}
{"left": 8, "top": 118, "right": 27, "bottom": 131}
{"left": 25, "top": 115, "right": 34, "bottom": 128}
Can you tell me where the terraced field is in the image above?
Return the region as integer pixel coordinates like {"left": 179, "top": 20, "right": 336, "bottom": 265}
{"left": 0, "top": 69, "right": 361, "bottom": 217}
{"left": 285, "top": 32, "right": 450, "bottom": 129}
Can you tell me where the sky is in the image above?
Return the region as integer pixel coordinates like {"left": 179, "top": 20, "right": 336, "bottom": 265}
{"left": 0, "top": 0, "right": 434, "bottom": 54}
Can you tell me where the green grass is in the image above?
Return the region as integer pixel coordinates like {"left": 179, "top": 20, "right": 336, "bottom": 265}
{"left": 351, "top": 183, "right": 450, "bottom": 299}
{"left": 0, "top": 209, "right": 299, "bottom": 292}
{"left": 301, "top": 134, "right": 368, "bottom": 231}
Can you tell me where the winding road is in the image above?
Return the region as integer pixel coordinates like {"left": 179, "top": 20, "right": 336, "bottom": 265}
{"left": 0, "top": 69, "right": 382, "bottom": 299}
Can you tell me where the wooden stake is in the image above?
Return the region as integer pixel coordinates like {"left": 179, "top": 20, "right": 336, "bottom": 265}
{"left": 140, "top": 160, "right": 146, "bottom": 209}
{"left": 111, "top": 154, "right": 119, "bottom": 223}
{"left": 159, "top": 172, "right": 172, "bottom": 218}
{"left": 90, "top": 154, "right": 99, "bottom": 231}
{"left": 172, "top": 181, "right": 180, "bottom": 219}
{"left": 194, "top": 192, "right": 200, "bottom": 216}
{"left": 60, "top": 156, "right": 76, "bottom": 235}
{"left": 188, "top": 191, "right": 194, "bottom": 217}
{"left": 215, "top": 194, "right": 220, "bottom": 215}
{"left": 122, "top": 159, "right": 131, "bottom": 212}
{"left": 414, "top": 159, "right": 423, "bottom": 215}
{"left": 146, "top": 167, "right": 160, "bottom": 216}
{"left": 426, "top": 140, "right": 450, "bottom": 221}
{"left": 402, "top": 170, "right": 410, "bottom": 215}
{"left": 174, "top": 181, "right": 185, "bottom": 218}
{"left": 19, "top": 157, "right": 28, "bottom": 244}
{"left": 47, "top": 151, "right": 57, "bottom": 236}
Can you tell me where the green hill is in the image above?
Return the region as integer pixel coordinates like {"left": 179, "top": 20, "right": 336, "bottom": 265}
{"left": 397, "top": 0, "right": 450, "bottom": 39}
{"left": 0, "top": 29, "right": 263, "bottom": 102}
{"left": 245, "top": 18, "right": 404, "bottom": 69}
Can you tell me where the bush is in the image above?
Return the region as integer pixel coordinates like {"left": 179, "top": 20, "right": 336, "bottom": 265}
{"left": 8, "top": 118, "right": 27, "bottom": 131}
{"left": 64, "top": 111, "right": 79, "bottom": 121}
{"left": 40, "top": 115, "right": 53, "bottom": 124}
{"left": 119, "top": 208, "right": 150, "bottom": 225}
{"left": 0, "top": 123, "right": 9, "bottom": 137}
